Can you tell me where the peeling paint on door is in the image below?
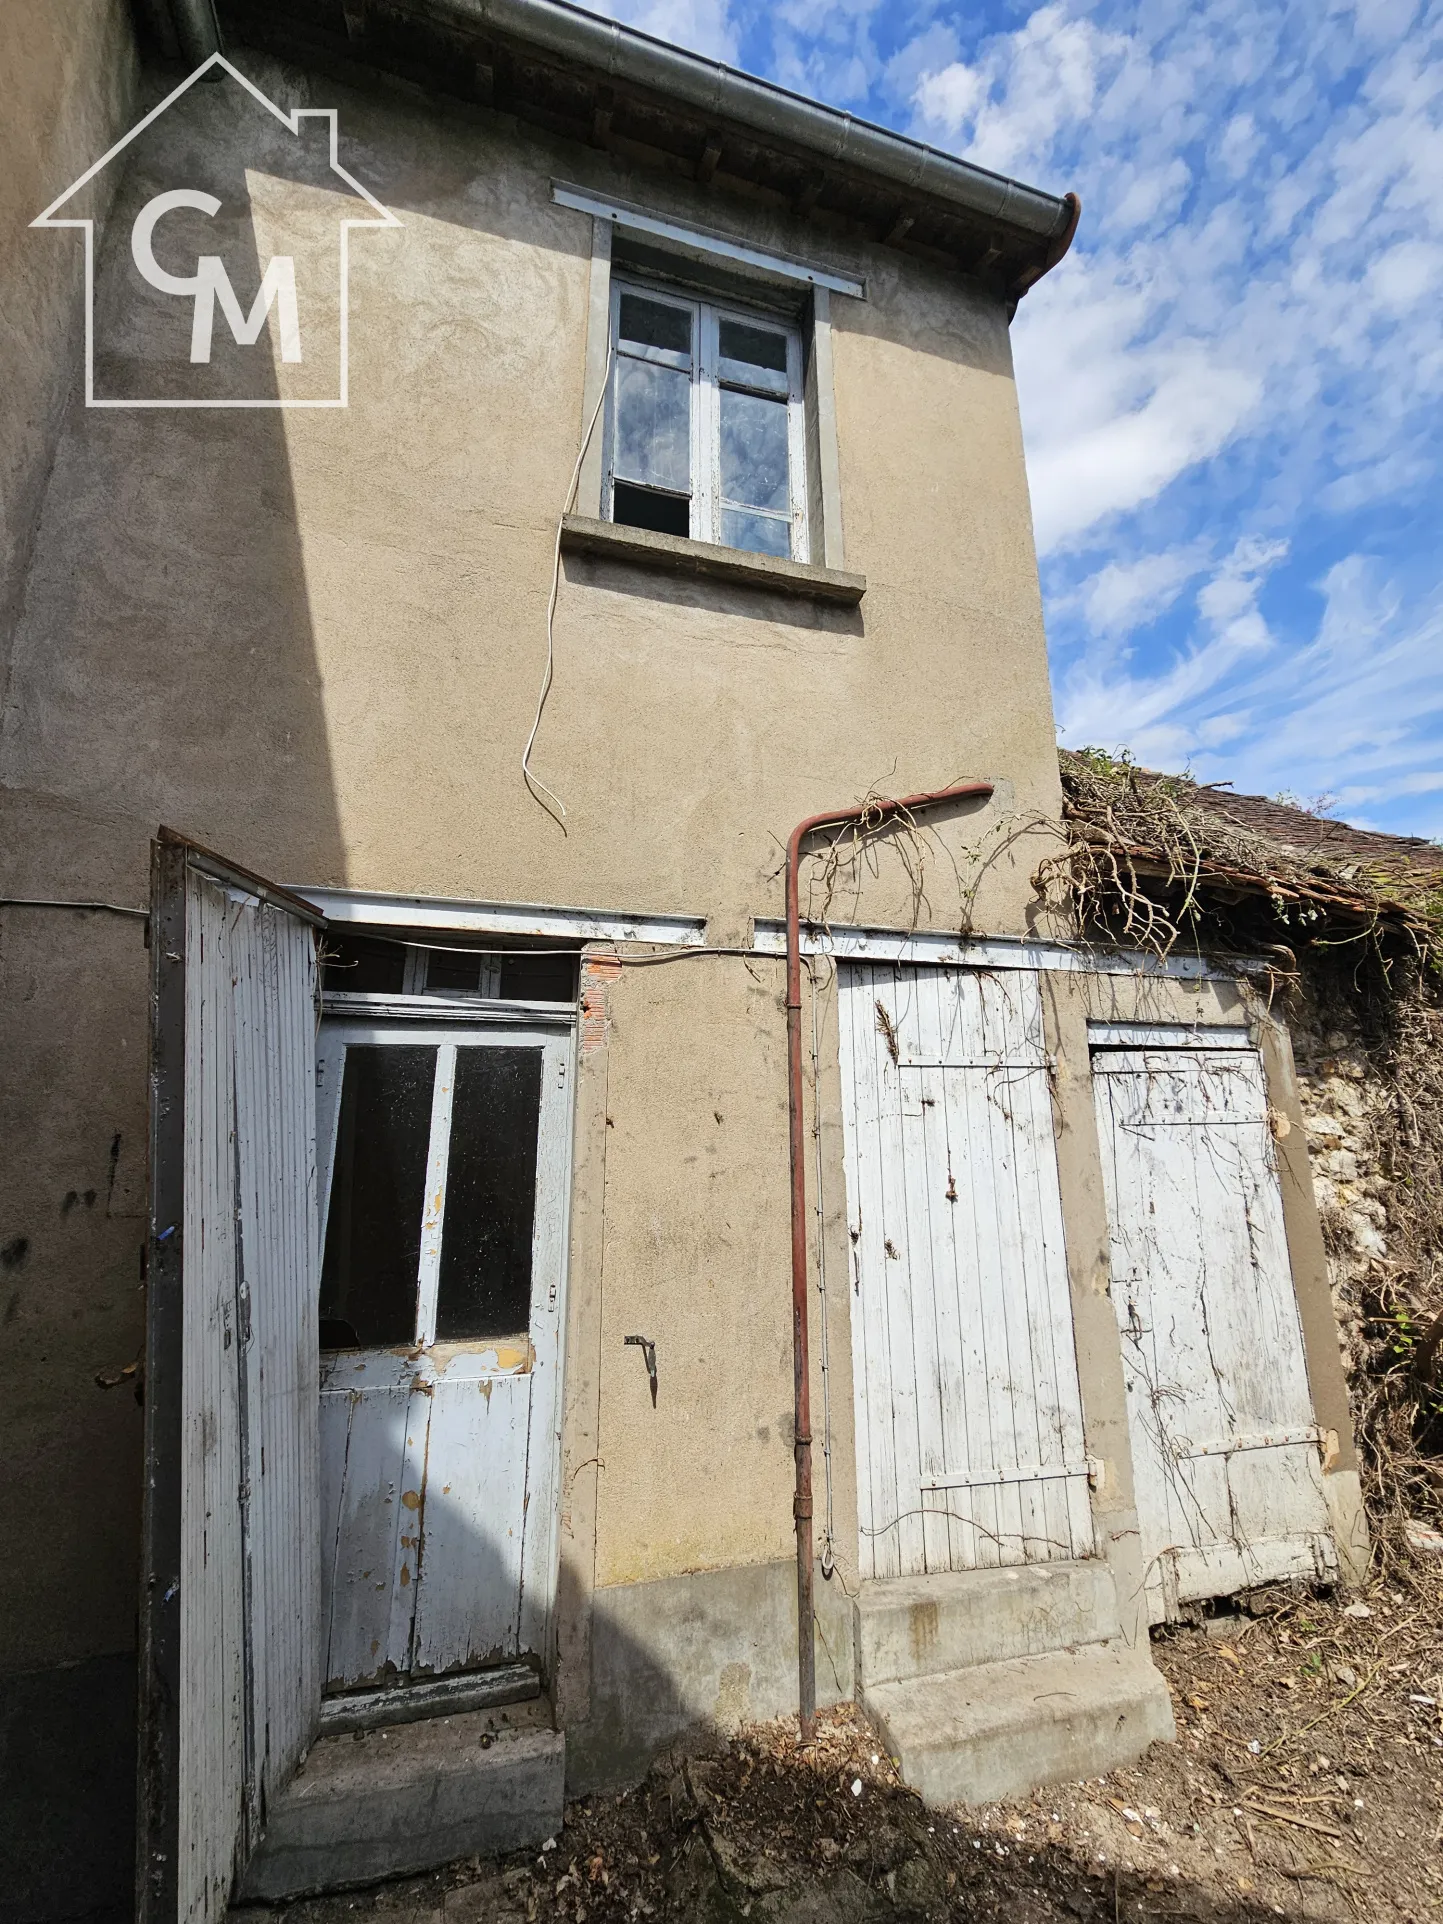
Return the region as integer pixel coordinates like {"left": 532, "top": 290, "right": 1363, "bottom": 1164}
{"left": 1092, "top": 1044, "right": 1336, "bottom": 1620}
{"left": 838, "top": 963, "right": 1093, "bottom": 1580}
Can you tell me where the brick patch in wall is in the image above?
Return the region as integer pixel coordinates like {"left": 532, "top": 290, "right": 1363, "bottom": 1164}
{"left": 580, "top": 951, "right": 622, "bottom": 1054}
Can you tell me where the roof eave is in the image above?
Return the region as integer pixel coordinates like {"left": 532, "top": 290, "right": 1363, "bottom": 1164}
{"left": 182, "top": 0, "right": 1080, "bottom": 295}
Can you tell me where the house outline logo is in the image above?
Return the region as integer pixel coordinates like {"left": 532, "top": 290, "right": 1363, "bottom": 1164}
{"left": 31, "top": 52, "right": 401, "bottom": 409}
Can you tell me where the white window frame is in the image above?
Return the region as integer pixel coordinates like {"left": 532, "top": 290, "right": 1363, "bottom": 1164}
{"left": 603, "top": 276, "right": 810, "bottom": 563}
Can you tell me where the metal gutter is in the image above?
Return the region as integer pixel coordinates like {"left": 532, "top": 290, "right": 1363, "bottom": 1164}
{"left": 166, "top": 0, "right": 224, "bottom": 62}
{"left": 415, "top": 0, "right": 1075, "bottom": 247}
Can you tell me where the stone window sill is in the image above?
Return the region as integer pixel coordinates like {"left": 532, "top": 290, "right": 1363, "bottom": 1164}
{"left": 559, "top": 515, "right": 866, "bottom": 606}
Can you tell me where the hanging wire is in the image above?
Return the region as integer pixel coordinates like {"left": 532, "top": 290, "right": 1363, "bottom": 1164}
{"left": 1, "top": 897, "right": 147, "bottom": 920}
{"left": 522, "top": 346, "right": 614, "bottom": 832}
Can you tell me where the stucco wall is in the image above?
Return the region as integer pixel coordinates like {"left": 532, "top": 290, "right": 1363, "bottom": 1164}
{"left": 0, "top": 47, "right": 1066, "bottom": 1678}
{"left": 2, "top": 51, "right": 1061, "bottom": 932}
{"left": 0, "top": 12, "right": 141, "bottom": 1911}
{"left": 0, "top": 0, "right": 142, "bottom": 1677}
{"left": 0, "top": 0, "right": 135, "bottom": 710}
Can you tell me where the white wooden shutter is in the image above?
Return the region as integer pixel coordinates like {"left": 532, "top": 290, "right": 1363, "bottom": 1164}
{"left": 1092, "top": 1044, "right": 1336, "bottom": 1620}
{"left": 838, "top": 964, "right": 1093, "bottom": 1580}
{"left": 140, "top": 833, "right": 325, "bottom": 1924}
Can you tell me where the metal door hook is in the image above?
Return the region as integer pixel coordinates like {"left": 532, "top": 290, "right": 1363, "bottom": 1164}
{"left": 624, "top": 1334, "right": 657, "bottom": 1406}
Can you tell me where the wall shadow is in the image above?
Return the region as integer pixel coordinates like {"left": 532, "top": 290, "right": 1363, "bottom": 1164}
{"left": 0, "top": 51, "right": 350, "bottom": 1924}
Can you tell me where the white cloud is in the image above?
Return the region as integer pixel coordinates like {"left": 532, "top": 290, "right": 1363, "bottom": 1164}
{"left": 912, "top": 5, "right": 1128, "bottom": 177}
{"left": 589, "top": 0, "right": 739, "bottom": 63}
{"left": 1026, "top": 354, "right": 1261, "bottom": 552}
{"left": 913, "top": 60, "right": 985, "bottom": 138}
{"left": 1196, "top": 536, "right": 1289, "bottom": 633}
{"left": 1369, "top": 238, "right": 1443, "bottom": 310}
{"left": 1057, "top": 535, "right": 1289, "bottom": 752}
{"left": 1075, "top": 542, "right": 1210, "bottom": 636}
{"left": 1217, "top": 112, "right": 1262, "bottom": 179}
{"left": 1056, "top": 545, "right": 1443, "bottom": 824}
{"left": 903, "top": 0, "right": 1443, "bottom": 581}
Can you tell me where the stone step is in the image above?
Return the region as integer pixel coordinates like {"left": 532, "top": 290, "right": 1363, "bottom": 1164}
{"left": 239, "top": 1707, "right": 563, "bottom": 1900}
{"left": 863, "top": 1645, "right": 1175, "bottom": 1808}
{"left": 855, "top": 1559, "right": 1121, "bottom": 1688}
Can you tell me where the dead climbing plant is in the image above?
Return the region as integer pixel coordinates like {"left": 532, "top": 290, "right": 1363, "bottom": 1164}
{"left": 1035, "top": 748, "right": 1443, "bottom": 970}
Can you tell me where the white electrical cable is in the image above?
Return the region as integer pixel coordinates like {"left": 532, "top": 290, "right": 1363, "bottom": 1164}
{"left": 522, "top": 348, "right": 614, "bottom": 831}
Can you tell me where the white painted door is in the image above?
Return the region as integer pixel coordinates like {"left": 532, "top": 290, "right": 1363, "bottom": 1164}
{"left": 1092, "top": 1042, "right": 1335, "bottom": 1621}
{"left": 141, "top": 836, "right": 323, "bottom": 1924}
{"left": 314, "top": 1020, "right": 571, "bottom": 1691}
{"left": 838, "top": 965, "right": 1093, "bottom": 1580}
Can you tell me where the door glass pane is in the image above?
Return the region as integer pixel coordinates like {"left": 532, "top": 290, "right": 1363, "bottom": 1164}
{"left": 720, "top": 387, "right": 789, "bottom": 512}
{"left": 321, "top": 933, "right": 406, "bottom": 994}
{"left": 434, "top": 1047, "right": 544, "bottom": 1341}
{"left": 721, "top": 507, "right": 791, "bottom": 558}
{"left": 614, "top": 359, "right": 691, "bottom": 494}
{"left": 619, "top": 292, "right": 691, "bottom": 355}
{"left": 320, "top": 1046, "right": 435, "bottom": 1349}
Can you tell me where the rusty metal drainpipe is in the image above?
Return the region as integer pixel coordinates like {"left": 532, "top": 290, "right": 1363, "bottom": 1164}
{"left": 785, "top": 780, "right": 995, "bottom": 1744}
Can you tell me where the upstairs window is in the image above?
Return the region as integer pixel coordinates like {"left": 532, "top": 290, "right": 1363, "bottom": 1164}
{"left": 604, "top": 280, "right": 809, "bottom": 562}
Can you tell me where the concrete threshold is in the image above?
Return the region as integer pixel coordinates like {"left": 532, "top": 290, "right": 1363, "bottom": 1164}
{"left": 863, "top": 1645, "right": 1175, "bottom": 1808}
{"left": 240, "top": 1702, "right": 563, "bottom": 1899}
{"left": 317, "top": 1663, "right": 539, "bottom": 1735}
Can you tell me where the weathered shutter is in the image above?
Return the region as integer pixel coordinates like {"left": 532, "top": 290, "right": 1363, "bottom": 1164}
{"left": 839, "top": 963, "right": 1093, "bottom": 1580}
{"left": 1092, "top": 1043, "right": 1336, "bottom": 1620}
{"left": 140, "top": 832, "right": 326, "bottom": 1924}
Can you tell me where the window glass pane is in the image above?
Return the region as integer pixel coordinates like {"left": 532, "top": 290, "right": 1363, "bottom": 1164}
{"left": 720, "top": 387, "right": 789, "bottom": 514}
{"left": 320, "top": 1046, "right": 435, "bottom": 1349}
{"left": 613, "top": 480, "right": 690, "bottom": 538}
{"left": 721, "top": 508, "right": 792, "bottom": 558}
{"left": 321, "top": 933, "right": 406, "bottom": 995}
{"left": 425, "top": 948, "right": 486, "bottom": 994}
{"left": 618, "top": 293, "right": 691, "bottom": 356}
{"left": 718, "top": 317, "right": 787, "bottom": 373}
{"left": 614, "top": 359, "right": 691, "bottom": 494}
{"left": 499, "top": 951, "right": 579, "bottom": 1003}
{"left": 434, "top": 1048, "right": 543, "bottom": 1341}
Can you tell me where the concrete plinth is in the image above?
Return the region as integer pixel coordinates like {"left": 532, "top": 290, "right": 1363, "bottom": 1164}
{"left": 239, "top": 1713, "right": 564, "bottom": 1899}
{"left": 863, "top": 1646, "right": 1175, "bottom": 1808}
{"left": 854, "top": 1560, "right": 1121, "bottom": 1688}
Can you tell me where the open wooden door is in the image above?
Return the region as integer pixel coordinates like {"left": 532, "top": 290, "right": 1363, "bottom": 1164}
{"left": 139, "top": 831, "right": 326, "bottom": 1924}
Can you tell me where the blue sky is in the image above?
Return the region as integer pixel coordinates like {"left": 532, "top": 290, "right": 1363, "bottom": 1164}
{"left": 594, "top": 0, "right": 1443, "bottom": 837}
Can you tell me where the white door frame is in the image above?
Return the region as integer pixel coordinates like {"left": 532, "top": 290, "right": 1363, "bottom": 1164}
{"left": 315, "top": 1002, "right": 577, "bottom": 1688}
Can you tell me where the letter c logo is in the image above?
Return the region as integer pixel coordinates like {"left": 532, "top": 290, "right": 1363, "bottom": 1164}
{"left": 131, "top": 189, "right": 221, "bottom": 295}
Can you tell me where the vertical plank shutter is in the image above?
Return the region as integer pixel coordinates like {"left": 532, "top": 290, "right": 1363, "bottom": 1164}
{"left": 1092, "top": 1045, "right": 1335, "bottom": 1619}
{"left": 838, "top": 964, "right": 1092, "bottom": 1579}
{"left": 140, "top": 833, "right": 326, "bottom": 1924}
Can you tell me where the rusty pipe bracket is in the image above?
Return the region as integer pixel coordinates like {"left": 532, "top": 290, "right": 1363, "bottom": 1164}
{"left": 624, "top": 1334, "right": 657, "bottom": 1407}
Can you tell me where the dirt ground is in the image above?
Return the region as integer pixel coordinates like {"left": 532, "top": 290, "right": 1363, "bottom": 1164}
{"left": 241, "top": 1572, "right": 1443, "bottom": 1924}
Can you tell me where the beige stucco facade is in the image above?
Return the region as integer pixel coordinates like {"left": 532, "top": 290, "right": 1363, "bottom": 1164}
{"left": 1, "top": 45, "right": 1064, "bottom": 1675}
{"left": 0, "top": 9, "right": 1365, "bottom": 1895}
